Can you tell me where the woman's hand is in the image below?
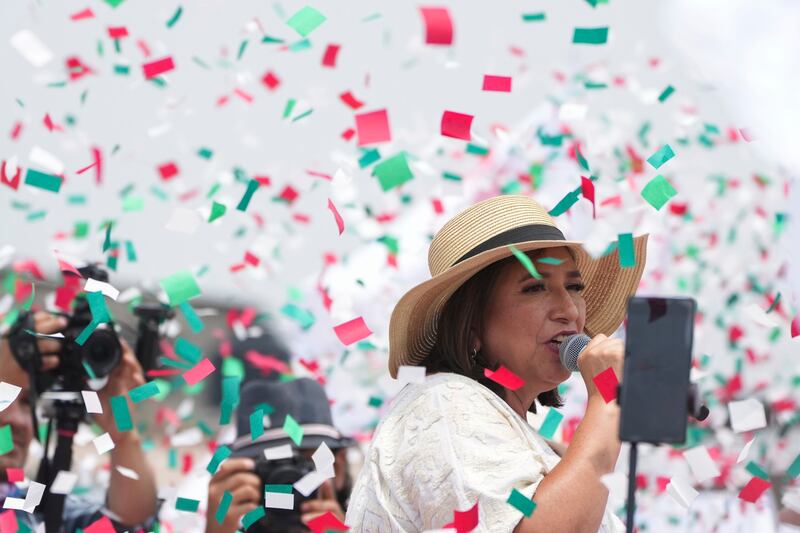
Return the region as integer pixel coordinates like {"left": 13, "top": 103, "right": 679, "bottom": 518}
{"left": 576, "top": 333, "right": 624, "bottom": 400}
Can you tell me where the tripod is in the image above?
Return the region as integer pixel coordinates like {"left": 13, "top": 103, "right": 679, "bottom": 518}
{"left": 35, "top": 395, "right": 86, "bottom": 533}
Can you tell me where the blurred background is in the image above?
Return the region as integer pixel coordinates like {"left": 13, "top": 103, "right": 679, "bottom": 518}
{"left": 1, "top": 0, "right": 799, "bottom": 531}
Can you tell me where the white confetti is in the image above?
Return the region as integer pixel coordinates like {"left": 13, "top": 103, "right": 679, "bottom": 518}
{"left": 683, "top": 445, "right": 721, "bottom": 483}
{"left": 83, "top": 278, "right": 120, "bottom": 300}
{"left": 93, "top": 432, "right": 115, "bottom": 455}
{"left": 50, "top": 471, "right": 79, "bottom": 495}
{"left": 10, "top": 30, "right": 53, "bottom": 67}
{"left": 0, "top": 382, "right": 22, "bottom": 412}
{"left": 728, "top": 398, "right": 767, "bottom": 433}
{"left": 81, "top": 390, "right": 103, "bottom": 414}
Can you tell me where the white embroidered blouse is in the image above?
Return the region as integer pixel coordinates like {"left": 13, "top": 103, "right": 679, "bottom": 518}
{"left": 345, "top": 372, "right": 625, "bottom": 532}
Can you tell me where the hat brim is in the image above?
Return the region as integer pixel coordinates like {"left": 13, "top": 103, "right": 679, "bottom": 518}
{"left": 388, "top": 236, "right": 648, "bottom": 378}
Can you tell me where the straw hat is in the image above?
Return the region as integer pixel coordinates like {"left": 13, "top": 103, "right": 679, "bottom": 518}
{"left": 388, "top": 194, "right": 648, "bottom": 378}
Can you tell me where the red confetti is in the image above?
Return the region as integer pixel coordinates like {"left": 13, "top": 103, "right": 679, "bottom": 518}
{"left": 441, "top": 110, "right": 473, "bottom": 141}
{"left": 69, "top": 8, "right": 95, "bottom": 21}
{"left": 279, "top": 185, "right": 299, "bottom": 204}
{"left": 355, "top": 109, "right": 391, "bottom": 146}
{"left": 484, "top": 365, "right": 524, "bottom": 390}
{"left": 327, "top": 199, "right": 345, "bottom": 235}
{"left": 142, "top": 56, "right": 175, "bottom": 79}
{"left": 333, "top": 317, "right": 372, "bottom": 346}
{"left": 182, "top": 358, "right": 216, "bottom": 386}
{"left": 66, "top": 56, "right": 94, "bottom": 81}
{"left": 581, "top": 175, "right": 596, "bottom": 218}
{"left": 444, "top": 501, "right": 479, "bottom": 532}
{"left": 91, "top": 146, "right": 103, "bottom": 184}
{"left": 43, "top": 113, "right": 56, "bottom": 132}
{"left": 0, "top": 510, "right": 17, "bottom": 533}
{"left": 261, "top": 71, "right": 281, "bottom": 90}
{"left": 339, "top": 91, "right": 365, "bottom": 110}
{"left": 592, "top": 367, "right": 619, "bottom": 403}
{"left": 243, "top": 252, "right": 260, "bottom": 266}
{"left": 321, "top": 44, "right": 341, "bottom": 67}
{"left": 792, "top": 313, "right": 800, "bottom": 338}
{"left": 6, "top": 468, "right": 24, "bottom": 482}
{"left": 83, "top": 516, "right": 116, "bottom": 533}
{"left": 419, "top": 7, "right": 453, "bottom": 45}
{"left": 306, "top": 511, "right": 349, "bottom": 533}
{"left": 1, "top": 160, "right": 21, "bottom": 191}
{"left": 157, "top": 162, "right": 179, "bottom": 181}
{"left": 738, "top": 476, "right": 771, "bottom": 503}
{"left": 482, "top": 75, "right": 512, "bottom": 92}
{"left": 107, "top": 26, "right": 129, "bottom": 39}
{"left": 10, "top": 121, "right": 23, "bottom": 140}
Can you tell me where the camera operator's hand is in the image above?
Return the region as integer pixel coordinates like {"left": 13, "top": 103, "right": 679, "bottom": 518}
{"left": 93, "top": 339, "right": 145, "bottom": 440}
{"left": 301, "top": 479, "right": 345, "bottom": 525}
{"left": 206, "top": 458, "right": 261, "bottom": 533}
{"left": 576, "top": 333, "right": 625, "bottom": 401}
{"left": 0, "top": 311, "right": 65, "bottom": 384}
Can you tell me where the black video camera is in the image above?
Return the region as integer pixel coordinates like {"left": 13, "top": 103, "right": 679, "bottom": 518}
{"left": 249, "top": 452, "right": 319, "bottom": 532}
{"left": 6, "top": 264, "right": 172, "bottom": 397}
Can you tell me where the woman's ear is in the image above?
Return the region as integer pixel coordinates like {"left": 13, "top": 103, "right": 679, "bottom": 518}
{"left": 468, "top": 327, "right": 481, "bottom": 353}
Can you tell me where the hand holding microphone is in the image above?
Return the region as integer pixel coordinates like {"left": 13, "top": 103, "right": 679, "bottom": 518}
{"left": 559, "top": 333, "right": 625, "bottom": 400}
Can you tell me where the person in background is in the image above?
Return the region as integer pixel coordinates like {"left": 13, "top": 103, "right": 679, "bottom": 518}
{"left": 206, "top": 378, "right": 355, "bottom": 533}
{"left": 0, "top": 311, "right": 159, "bottom": 531}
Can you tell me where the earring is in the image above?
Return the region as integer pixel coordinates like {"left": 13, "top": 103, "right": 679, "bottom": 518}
{"left": 470, "top": 347, "right": 478, "bottom": 367}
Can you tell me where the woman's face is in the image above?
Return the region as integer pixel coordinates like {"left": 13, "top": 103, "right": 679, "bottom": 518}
{"left": 478, "top": 246, "right": 587, "bottom": 392}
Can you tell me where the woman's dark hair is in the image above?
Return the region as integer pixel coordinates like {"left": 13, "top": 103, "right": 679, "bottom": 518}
{"left": 423, "top": 248, "right": 566, "bottom": 414}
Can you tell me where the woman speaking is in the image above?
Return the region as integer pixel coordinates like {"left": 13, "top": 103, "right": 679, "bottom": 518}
{"left": 345, "top": 195, "right": 648, "bottom": 532}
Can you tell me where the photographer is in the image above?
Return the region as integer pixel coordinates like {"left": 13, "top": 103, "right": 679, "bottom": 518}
{"left": 0, "top": 311, "right": 158, "bottom": 530}
{"left": 206, "top": 378, "right": 355, "bottom": 533}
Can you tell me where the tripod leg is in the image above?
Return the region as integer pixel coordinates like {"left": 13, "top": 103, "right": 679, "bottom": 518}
{"left": 626, "top": 442, "right": 638, "bottom": 533}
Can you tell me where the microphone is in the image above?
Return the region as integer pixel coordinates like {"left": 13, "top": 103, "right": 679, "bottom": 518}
{"left": 559, "top": 333, "right": 591, "bottom": 372}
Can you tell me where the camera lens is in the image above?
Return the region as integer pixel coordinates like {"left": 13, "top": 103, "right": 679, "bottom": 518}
{"left": 82, "top": 328, "right": 121, "bottom": 378}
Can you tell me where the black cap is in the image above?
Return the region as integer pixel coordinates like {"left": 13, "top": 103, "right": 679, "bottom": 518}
{"left": 230, "top": 378, "right": 356, "bottom": 458}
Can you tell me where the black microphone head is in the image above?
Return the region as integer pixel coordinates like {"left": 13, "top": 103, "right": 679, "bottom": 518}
{"left": 559, "top": 334, "right": 591, "bottom": 372}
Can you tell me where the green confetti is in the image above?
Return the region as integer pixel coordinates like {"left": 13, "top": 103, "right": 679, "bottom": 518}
{"left": 122, "top": 194, "right": 144, "bottom": 212}
{"left": 220, "top": 376, "right": 241, "bottom": 425}
{"left": 442, "top": 171, "right": 462, "bottom": 181}
{"left": 358, "top": 148, "right": 381, "bottom": 168}
{"left": 640, "top": 174, "right": 677, "bottom": 210}
{"left": 766, "top": 293, "right": 781, "bottom": 314}
{"left": 0, "top": 425, "right": 14, "bottom": 455}
{"left": 75, "top": 292, "right": 111, "bottom": 346}
{"left": 537, "top": 257, "right": 564, "bottom": 265}
{"left": 658, "top": 85, "right": 675, "bottom": 103}
{"left": 160, "top": 270, "right": 201, "bottom": 306}
{"left": 466, "top": 143, "right": 489, "bottom": 156}
{"left": 509, "top": 245, "right": 542, "bottom": 279}
{"left": 237, "top": 179, "right": 260, "bottom": 212}
{"left": 236, "top": 39, "right": 249, "bottom": 61}
{"left": 372, "top": 152, "right": 414, "bottom": 191}
{"left": 129, "top": 381, "right": 160, "bottom": 404}
{"left": 538, "top": 408, "right": 564, "bottom": 439}
{"left": 206, "top": 445, "right": 232, "bottom": 475}
{"left": 24, "top": 169, "right": 62, "bottom": 193}
{"left": 179, "top": 301, "right": 204, "bottom": 333}
{"left": 292, "top": 108, "right": 314, "bottom": 123}
{"left": 250, "top": 408, "right": 265, "bottom": 440}
{"left": 175, "top": 337, "right": 202, "bottom": 364}
{"left": 214, "top": 491, "right": 232, "bottom": 524}
{"left": 110, "top": 395, "right": 133, "bottom": 432}
{"left": 286, "top": 6, "right": 326, "bottom": 37}
{"left": 166, "top": 6, "right": 183, "bottom": 28}
{"left": 175, "top": 497, "right": 200, "bottom": 512}
{"left": 283, "top": 414, "right": 303, "bottom": 446}
{"left": 548, "top": 186, "right": 581, "bottom": 216}
{"left": 209, "top": 201, "right": 226, "bottom": 222}
{"left": 368, "top": 396, "right": 383, "bottom": 407}
{"left": 572, "top": 27, "right": 609, "bottom": 45}
{"left": 104, "top": 0, "right": 126, "bottom": 8}
{"left": 746, "top": 461, "right": 769, "bottom": 480}
{"left": 618, "top": 233, "right": 636, "bottom": 268}
{"left": 282, "top": 98, "right": 297, "bottom": 119}
{"left": 507, "top": 488, "right": 537, "bottom": 517}
{"left": 575, "top": 146, "right": 590, "bottom": 172}
{"left": 242, "top": 507, "right": 265, "bottom": 529}
{"left": 222, "top": 357, "right": 245, "bottom": 378}
{"left": 646, "top": 144, "right": 675, "bottom": 169}
{"left": 787, "top": 453, "right": 800, "bottom": 478}
{"left": 522, "top": 13, "right": 546, "bottom": 22}
{"left": 102, "top": 222, "right": 113, "bottom": 252}
{"left": 197, "top": 147, "right": 213, "bottom": 160}
{"left": 125, "top": 240, "right": 137, "bottom": 262}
